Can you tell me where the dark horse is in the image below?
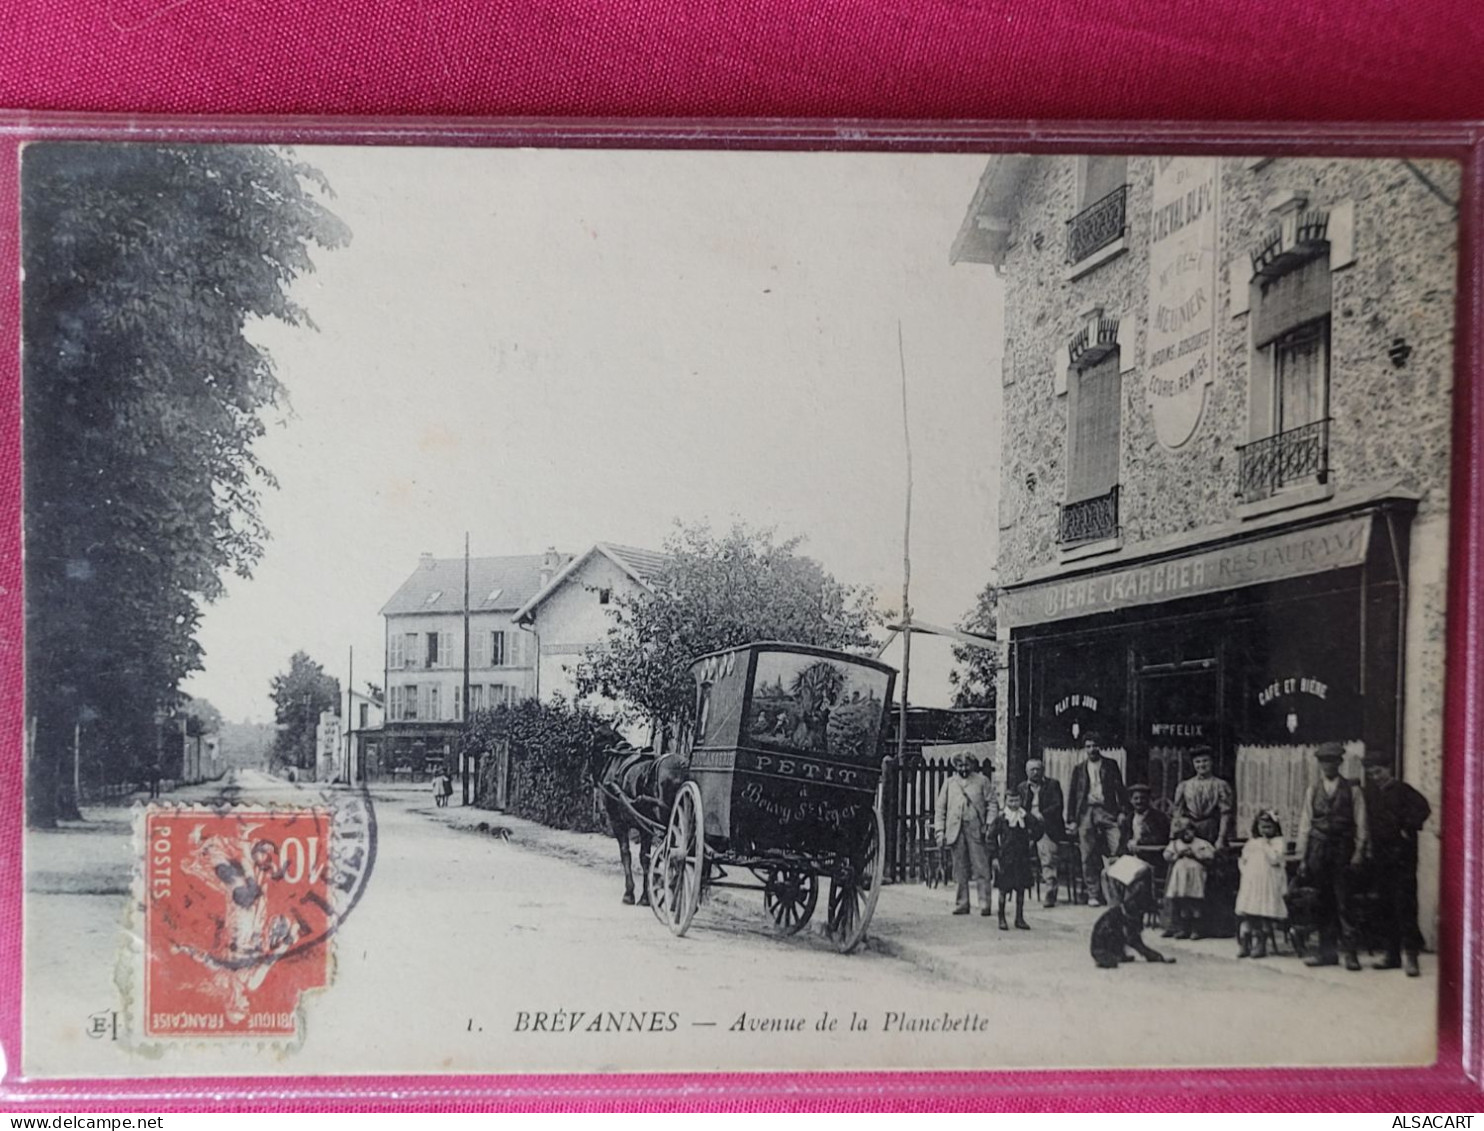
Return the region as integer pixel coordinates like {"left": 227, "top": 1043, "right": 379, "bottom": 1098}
{"left": 590, "top": 739, "right": 688, "bottom": 906}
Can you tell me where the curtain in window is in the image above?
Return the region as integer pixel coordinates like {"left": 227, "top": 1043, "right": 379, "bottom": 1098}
{"left": 1276, "top": 323, "right": 1327, "bottom": 431}
{"left": 1067, "top": 352, "right": 1122, "bottom": 503}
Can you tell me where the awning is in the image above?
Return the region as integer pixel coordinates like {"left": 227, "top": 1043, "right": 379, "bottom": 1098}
{"left": 1001, "top": 512, "right": 1374, "bottom": 629}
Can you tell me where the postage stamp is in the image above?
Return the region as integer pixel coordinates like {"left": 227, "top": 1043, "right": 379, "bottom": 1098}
{"left": 143, "top": 807, "right": 332, "bottom": 1037}
{"left": 136, "top": 796, "right": 374, "bottom": 1041}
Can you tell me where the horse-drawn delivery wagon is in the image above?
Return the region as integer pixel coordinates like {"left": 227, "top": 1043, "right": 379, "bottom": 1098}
{"left": 607, "top": 642, "right": 896, "bottom": 954}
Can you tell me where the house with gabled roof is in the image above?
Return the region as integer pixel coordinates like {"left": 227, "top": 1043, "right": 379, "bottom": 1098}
{"left": 513, "top": 542, "right": 667, "bottom": 709}
{"left": 377, "top": 548, "right": 571, "bottom": 777}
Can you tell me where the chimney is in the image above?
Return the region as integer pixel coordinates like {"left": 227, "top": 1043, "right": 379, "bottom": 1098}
{"left": 539, "top": 546, "right": 561, "bottom": 587}
{"left": 419, "top": 552, "right": 435, "bottom": 571}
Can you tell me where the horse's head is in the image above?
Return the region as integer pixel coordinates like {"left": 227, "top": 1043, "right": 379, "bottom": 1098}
{"left": 587, "top": 727, "right": 632, "bottom": 787}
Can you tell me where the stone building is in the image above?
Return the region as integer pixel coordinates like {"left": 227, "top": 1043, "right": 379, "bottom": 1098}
{"left": 953, "top": 154, "right": 1458, "bottom": 936}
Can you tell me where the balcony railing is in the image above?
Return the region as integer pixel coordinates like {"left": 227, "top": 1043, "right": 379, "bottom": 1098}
{"left": 1066, "top": 185, "right": 1129, "bottom": 265}
{"left": 1059, "top": 484, "right": 1120, "bottom": 546}
{"left": 1236, "top": 418, "right": 1331, "bottom": 502}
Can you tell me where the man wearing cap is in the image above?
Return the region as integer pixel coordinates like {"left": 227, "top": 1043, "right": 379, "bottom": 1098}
{"left": 1015, "top": 759, "right": 1066, "bottom": 907}
{"left": 1066, "top": 733, "right": 1129, "bottom": 906}
{"left": 934, "top": 752, "right": 997, "bottom": 916}
{"left": 1123, "top": 782, "right": 1171, "bottom": 851}
{"left": 1362, "top": 751, "right": 1431, "bottom": 977}
{"left": 1297, "top": 742, "right": 1369, "bottom": 970}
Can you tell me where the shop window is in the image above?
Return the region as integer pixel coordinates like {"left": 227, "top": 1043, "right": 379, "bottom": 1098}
{"left": 1060, "top": 349, "right": 1121, "bottom": 545}
{"left": 1238, "top": 208, "right": 1332, "bottom": 503}
{"left": 1067, "top": 156, "right": 1129, "bottom": 268}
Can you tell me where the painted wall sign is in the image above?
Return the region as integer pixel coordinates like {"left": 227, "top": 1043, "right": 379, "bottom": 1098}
{"left": 1257, "top": 676, "right": 1331, "bottom": 707}
{"left": 1054, "top": 694, "right": 1100, "bottom": 715}
{"left": 1150, "top": 722, "right": 1205, "bottom": 738}
{"left": 1002, "top": 514, "right": 1371, "bottom": 628}
{"left": 1145, "top": 156, "right": 1219, "bottom": 449}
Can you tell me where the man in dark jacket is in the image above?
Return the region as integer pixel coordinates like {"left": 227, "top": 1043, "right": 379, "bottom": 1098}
{"left": 1363, "top": 750, "right": 1431, "bottom": 977}
{"left": 1065, "top": 734, "right": 1129, "bottom": 906}
{"left": 1016, "top": 758, "right": 1066, "bottom": 907}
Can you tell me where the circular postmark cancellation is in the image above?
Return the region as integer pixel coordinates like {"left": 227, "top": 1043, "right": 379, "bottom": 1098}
{"left": 140, "top": 785, "right": 376, "bottom": 1038}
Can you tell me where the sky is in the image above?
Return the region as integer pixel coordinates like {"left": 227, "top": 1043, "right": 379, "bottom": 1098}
{"left": 180, "top": 146, "right": 1004, "bottom": 722}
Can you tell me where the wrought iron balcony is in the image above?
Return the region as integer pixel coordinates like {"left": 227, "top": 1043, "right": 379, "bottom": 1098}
{"left": 1059, "top": 484, "right": 1120, "bottom": 546}
{"left": 1236, "top": 418, "right": 1331, "bottom": 502}
{"left": 1066, "top": 185, "right": 1129, "bottom": 265}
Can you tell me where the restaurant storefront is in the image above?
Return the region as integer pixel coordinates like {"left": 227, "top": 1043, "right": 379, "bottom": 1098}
{"left": 1001, "top": 496, "right": 1415, "bottom": 839}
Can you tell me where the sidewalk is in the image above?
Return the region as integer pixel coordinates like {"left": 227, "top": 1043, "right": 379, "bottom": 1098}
{"left": 404, "top": 791, "right": 1436, "bottom": 996}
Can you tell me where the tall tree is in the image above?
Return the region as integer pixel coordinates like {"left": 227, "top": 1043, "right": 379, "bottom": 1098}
{"left": 576, "top": 522, "right": 878, "bottom": 734}
{"left": 269, "top": 652, "right": 342, "bottom": 772}
{"left": 23, "top": 144, "right": 349, "bottom": 825}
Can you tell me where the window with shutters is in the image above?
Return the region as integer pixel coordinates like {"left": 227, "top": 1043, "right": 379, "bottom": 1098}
{"left": 402, "top": 685, "right": 418, "bottom": 720}
{"left": 491, "top": 631, "right": 507, "bottom": 667}
{"left": 1059, "top": 350, "right": 1122, "bottom": 546}
{"left": 1238, "top": 247, "right": 1332, "bottom": 503}
{"left": 427, "top": 684, "right": 441, "bottom": 721}
{"left": 403, "top": 632, "right": 418, "bottom": 669}
{"left": 471, "top": 631, "right": 488, "bottom": 669}
{"left": 453, "top": 686, "right": 462, "bottom": 722}
{"left": 425, "top": 633, "right": 439, "bottom": 669}
{"left": 388, "top": 634, "right": 404, "bottom": 670}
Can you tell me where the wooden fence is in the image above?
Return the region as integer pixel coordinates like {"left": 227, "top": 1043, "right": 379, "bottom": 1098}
{"left": 880, "top": 755, "right": 957, "bottom": 884}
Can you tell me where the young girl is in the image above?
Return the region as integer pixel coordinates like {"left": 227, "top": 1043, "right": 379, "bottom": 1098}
{"left": 990, "top": 791, "right": 1043, "bottom": 930}
{"left": 1235, "top": 809, "right": 1289, "bottom": 958}
{"left": 1162, "top": 826, "right": 1216, "bottom": 939}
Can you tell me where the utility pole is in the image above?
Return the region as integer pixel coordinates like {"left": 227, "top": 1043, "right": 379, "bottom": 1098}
{"left": 896, "top": 321, "right": 913, "bottom": 765}
{"left": 346, "top": 644, "right": 354, "bottom": 785}
{"left": 462, "top": 532, "right": 472, "bottom": 806}
{"left": 72, "top": 720, "right": 81, "bottom": 806}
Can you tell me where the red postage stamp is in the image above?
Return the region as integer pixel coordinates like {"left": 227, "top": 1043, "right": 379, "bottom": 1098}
{"left": 143, "top": 807, "right": 335, "bottom": 1038}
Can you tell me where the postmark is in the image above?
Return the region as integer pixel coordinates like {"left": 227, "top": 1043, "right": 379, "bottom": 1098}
{"left": 139, "top": 791, "right": 375, "bottom": 1040}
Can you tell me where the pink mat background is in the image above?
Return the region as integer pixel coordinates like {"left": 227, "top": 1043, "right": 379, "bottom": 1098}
{"left": 3, "top": 0, "right": 1483, "bottom": 1112}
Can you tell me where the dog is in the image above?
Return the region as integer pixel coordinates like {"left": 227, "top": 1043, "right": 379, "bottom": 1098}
{"left": 474, "top": 821, "right": 513, "bottom": 841}
{"left": 1284, "top": 883, "right": 1321, "bottom": 957}
{"left": 1091, "top": 854, "right": 1175, "bottom": 969}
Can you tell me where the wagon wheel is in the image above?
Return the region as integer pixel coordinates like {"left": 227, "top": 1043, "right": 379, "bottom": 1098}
{"left": 657, "top": 781, "right": 705, "bottom": 937}
{"left": 647, "top": 835, "right": 671, "bottom": 926}
{"left": 762, "top": 868, "right": 819, "bottom": 935}
{"left": 825, "top": 806, "right": 884, "bottom": 954}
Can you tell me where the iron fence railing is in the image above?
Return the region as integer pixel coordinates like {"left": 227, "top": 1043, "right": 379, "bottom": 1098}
{"left": 1066, "top": 185, "right": 1129, "bottom": 265}
{"left": 1236, "top": 418, "right": 1330, "bottom": 501}
{"left": 1058, "top": 484, "right": 1120, "bottom": 546}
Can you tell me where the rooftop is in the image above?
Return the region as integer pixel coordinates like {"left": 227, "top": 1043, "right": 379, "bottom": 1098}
{"left": 381, "top": 553, "right": 573, "bottom": 617}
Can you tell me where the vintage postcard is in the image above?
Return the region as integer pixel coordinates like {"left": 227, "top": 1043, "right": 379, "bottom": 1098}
{"left": 20, "top": 139, "right": 1458, "bottom": 1076}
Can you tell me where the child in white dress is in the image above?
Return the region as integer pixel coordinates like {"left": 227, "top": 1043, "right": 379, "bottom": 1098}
{"left": 1162, "top": 827, "right": 1216, "bottom": 939}
{"left": 1236, "top": 809, "right": 1289, "bottom": 959}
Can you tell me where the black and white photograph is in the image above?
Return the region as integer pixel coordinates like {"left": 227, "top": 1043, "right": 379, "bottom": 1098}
{"left": 20, "top": 140, "right": 1459, "bottom": 1076}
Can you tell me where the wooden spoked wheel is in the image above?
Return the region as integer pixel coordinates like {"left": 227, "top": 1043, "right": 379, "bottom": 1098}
{"left": 825, "top": 806, "right": 884, "bottom": 954}
{"left": 761, "top": 868, "right": 819, "bottom": 935}
{"left": 657, "top": 781, "right": 705, "bottom": 937}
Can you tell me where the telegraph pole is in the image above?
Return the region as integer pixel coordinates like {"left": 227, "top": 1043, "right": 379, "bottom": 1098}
{"left": 896, "top": 322, "right": 913, "bottom": 764}
{"left": 462, "top": 532, "right": 472, "bottom": 805}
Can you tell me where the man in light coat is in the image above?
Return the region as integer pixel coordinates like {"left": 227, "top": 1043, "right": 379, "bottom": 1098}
{"left": 934, "top": 752, "right": 998, "bottom": 916}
